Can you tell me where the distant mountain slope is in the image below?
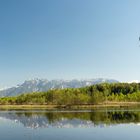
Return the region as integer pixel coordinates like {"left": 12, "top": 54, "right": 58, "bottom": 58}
{"left": 0, "top": 78, "right": 119, "bottom": 97}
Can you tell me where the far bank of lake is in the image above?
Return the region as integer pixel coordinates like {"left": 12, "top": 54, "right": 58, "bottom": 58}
{"left": 1, "top": 102, "right": 140, "bottom": 110}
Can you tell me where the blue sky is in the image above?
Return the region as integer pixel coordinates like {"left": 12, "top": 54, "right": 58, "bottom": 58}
{"left": 0, "top": 0, "right": 140, "bottom": 87}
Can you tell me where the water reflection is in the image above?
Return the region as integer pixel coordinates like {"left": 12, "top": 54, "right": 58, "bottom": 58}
{"left": 0, "top": 109, "right": 140, "bottom": 129}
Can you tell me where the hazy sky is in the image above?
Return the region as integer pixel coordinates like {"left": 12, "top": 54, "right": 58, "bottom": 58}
{"left": 0, "top": 0, "right": 140, "bottom": 87}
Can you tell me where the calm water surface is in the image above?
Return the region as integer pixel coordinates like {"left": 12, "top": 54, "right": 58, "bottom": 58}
{"left": 0, "top": 108, "right": 140, "bottom": 140}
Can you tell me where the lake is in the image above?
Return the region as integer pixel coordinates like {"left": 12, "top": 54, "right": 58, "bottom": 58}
{"left": 0, "top": 108, "right": 140, "bottom": 140}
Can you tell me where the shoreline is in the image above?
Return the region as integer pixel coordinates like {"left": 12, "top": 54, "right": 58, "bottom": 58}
{"left": 0, "top": 102, "right": 140, "bottom": 109}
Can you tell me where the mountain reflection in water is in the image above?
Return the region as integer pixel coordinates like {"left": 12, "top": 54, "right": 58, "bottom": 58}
{"left": 0, "top": 109, "right": 140, "bottom": 129}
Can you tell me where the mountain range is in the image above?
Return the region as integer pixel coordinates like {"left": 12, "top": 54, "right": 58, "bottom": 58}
{"left": 0, "top": 78, "right": 119, "bottom": 97}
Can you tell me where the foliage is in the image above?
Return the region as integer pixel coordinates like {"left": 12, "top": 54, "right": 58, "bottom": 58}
{"left": 0, "top": 83, "right": 140, "bottom": 105}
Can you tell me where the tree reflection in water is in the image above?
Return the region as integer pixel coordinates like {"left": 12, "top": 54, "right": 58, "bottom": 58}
{"left": 0, "top": 108, "right": 140, "bottom": 128}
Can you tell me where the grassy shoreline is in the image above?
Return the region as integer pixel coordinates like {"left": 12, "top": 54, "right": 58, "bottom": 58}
{"left": 0, "top": 102, "right": 140, "bottom": 110}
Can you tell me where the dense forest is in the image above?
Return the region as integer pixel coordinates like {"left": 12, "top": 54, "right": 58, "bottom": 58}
{"left": 0, "top": 83, "right": 140, "bottom": 105}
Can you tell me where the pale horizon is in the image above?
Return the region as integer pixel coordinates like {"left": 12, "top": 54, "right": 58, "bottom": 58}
{"left": 0, "top": 0, "right": 140, "bottom": 88}
{"left": 0, "top": 77, "right": 139, "bottom": 89}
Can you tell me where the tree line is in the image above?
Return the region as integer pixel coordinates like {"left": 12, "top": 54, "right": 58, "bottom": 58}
{"left": 0, "top": 83, "right": 140, "bottom": 105}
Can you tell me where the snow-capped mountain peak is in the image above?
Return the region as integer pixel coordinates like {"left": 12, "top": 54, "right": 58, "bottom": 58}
{"left": 0, "top": 78, "right": 118, "bottom": 97}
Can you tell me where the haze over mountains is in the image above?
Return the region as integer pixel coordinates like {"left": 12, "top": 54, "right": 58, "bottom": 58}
{"left": 0, "top": 78, "right": 119, "bottom": 97}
